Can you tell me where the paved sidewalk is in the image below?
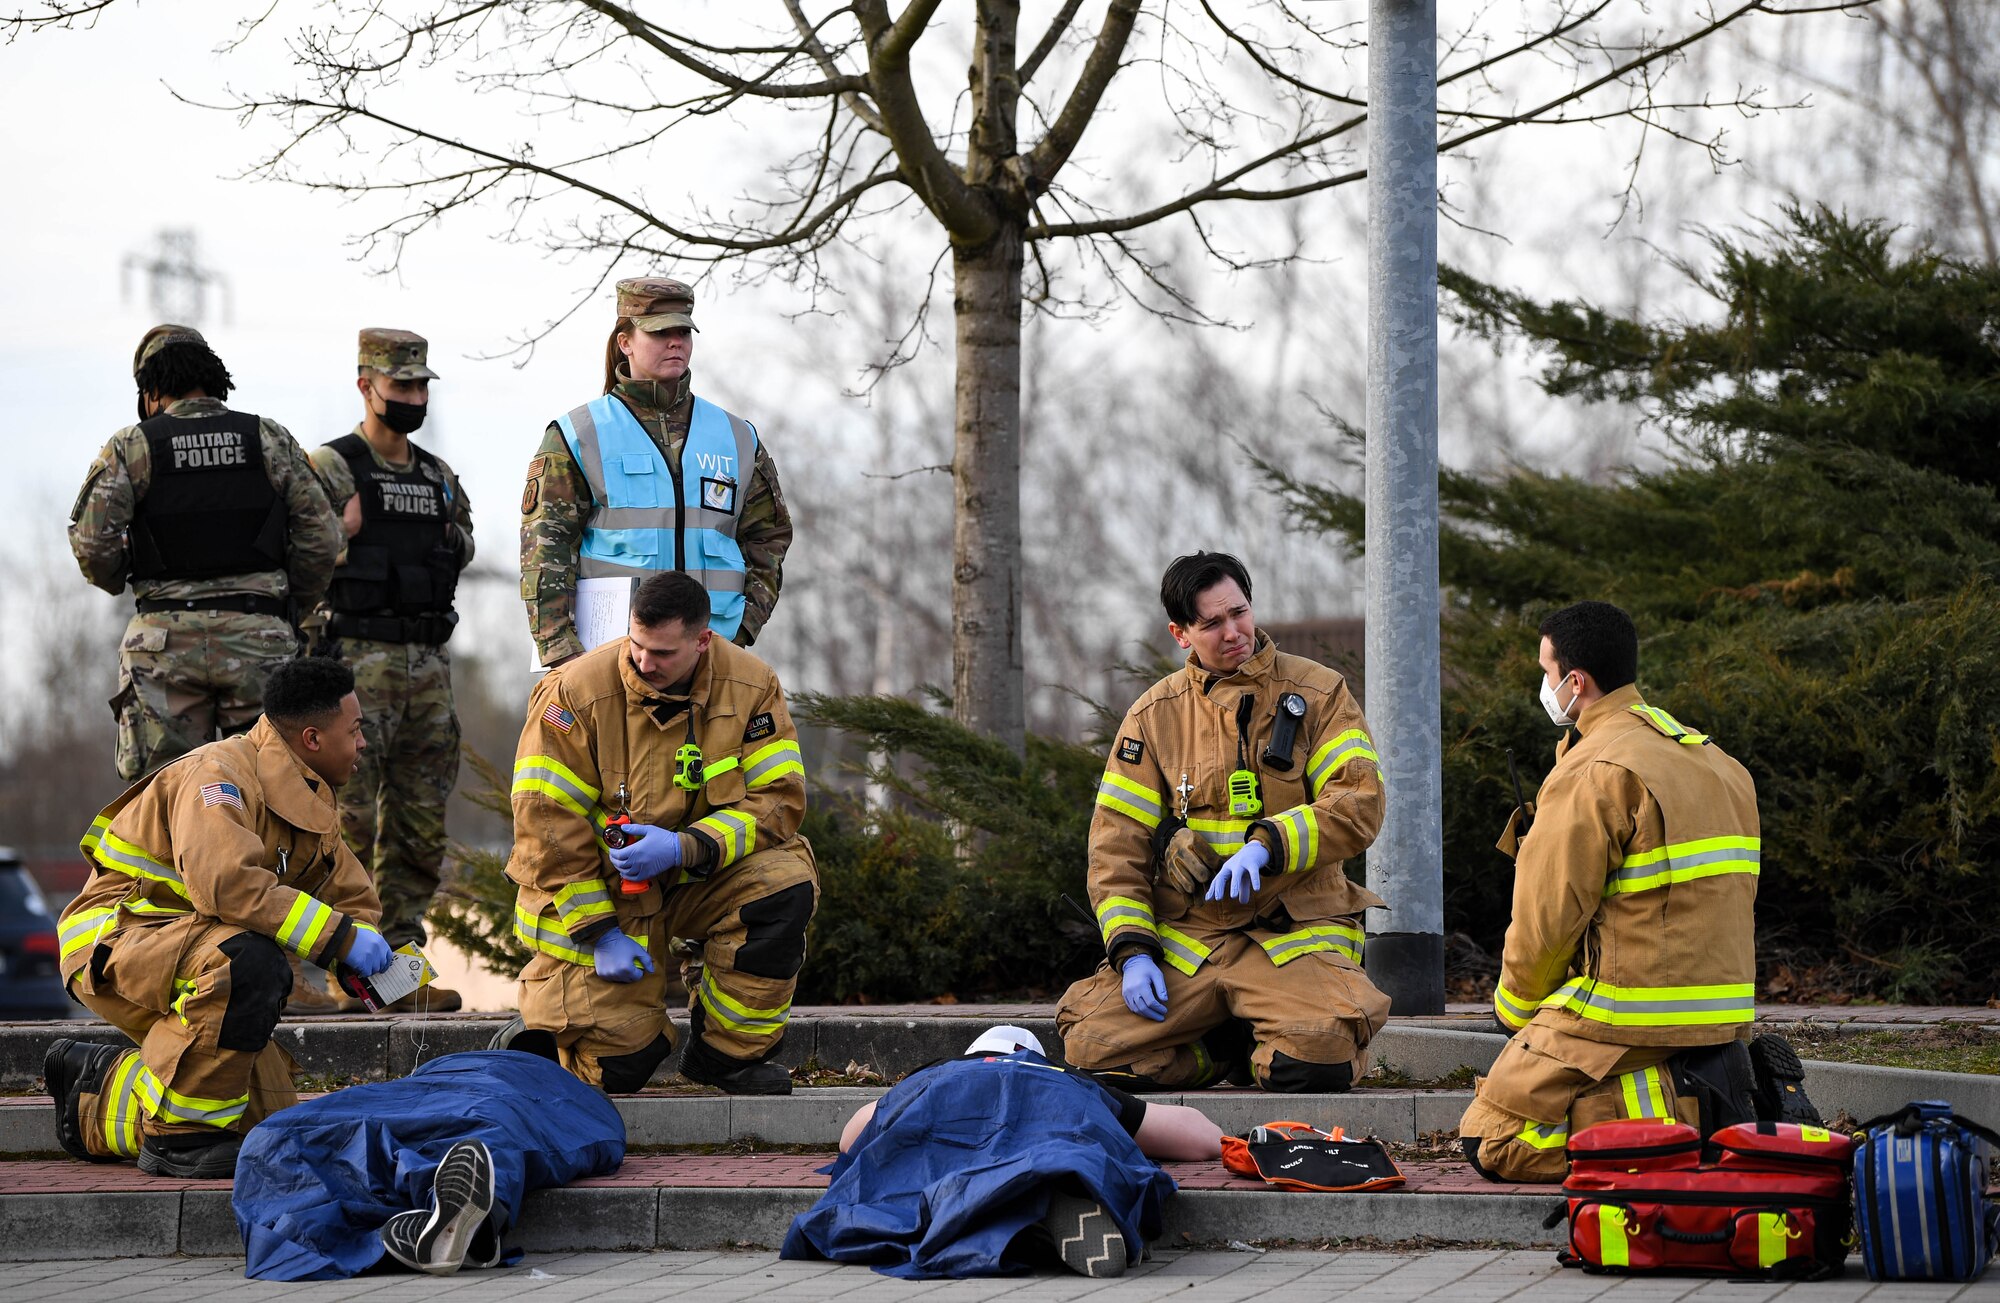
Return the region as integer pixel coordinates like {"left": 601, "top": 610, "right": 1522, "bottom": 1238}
{"left": 5, "top": 1249, "right": 1997, "bottom": 1301}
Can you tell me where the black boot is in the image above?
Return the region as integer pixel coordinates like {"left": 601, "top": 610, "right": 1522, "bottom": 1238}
{"left": 680, "top": 1038, "right": 792, "bottom": 1095}
{"left": 1667, "top": 1041, "right": 1758, "bottom": 1138}
{"left": 1747, "top": 1035, "right": 1823, "bottom": 1126}
{"left": 137, "top": 1131, "right": 243, "bottom": 1179}
{"left": 42, "top": 1038, "right": 127, "bottom": 1164}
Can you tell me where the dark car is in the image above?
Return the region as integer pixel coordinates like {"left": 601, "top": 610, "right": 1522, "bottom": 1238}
{"left": 0, "top": 847, "right": 73, "bottom": 1019}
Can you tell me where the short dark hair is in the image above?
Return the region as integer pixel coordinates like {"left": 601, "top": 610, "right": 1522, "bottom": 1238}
{"left": 632, "top": 572, "right": 711, "bottom": 631}
{"left": 1539, "top": 601, "right": 1638, "bottom": 691}
{"left": 135, "top": 339, "right": 234, "bottom": 404}
{"left": 1160, "top": 551, "right": 1254, "bottom": 626}
{"left": 263, "top": 657, "right": 354, "bottom": 729}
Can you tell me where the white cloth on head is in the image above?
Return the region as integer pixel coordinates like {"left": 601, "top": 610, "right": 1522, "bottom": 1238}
{"left": 965, "top": 1025, "right": 1046, "bottom": 1058}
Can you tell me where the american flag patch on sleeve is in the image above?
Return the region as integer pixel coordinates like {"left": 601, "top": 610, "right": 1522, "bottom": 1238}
{"left": 201, "top": 782, "right": 245, "bottom": 811}
{"left": 542, "top": 702, "right": 576, "bottom": 734}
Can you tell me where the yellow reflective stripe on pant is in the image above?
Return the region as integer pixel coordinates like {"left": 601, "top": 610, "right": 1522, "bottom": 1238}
{"left": 1600, "top": 1205, "right": 1631, "bottom": 1267}
{"left": 1187, "top": 817, "right": 1251, "bottom": 856}
{"left": 696, "top": 968, "right": 789, "bottom": 1036}
{"left": 512, "top": 754, "right": 602, "bottom": 819}
{"left": 1541, "top": 977, "right": 1755, "bottom": 1028}
{"left": 101, "top": 1050, "right": 146, "bottom": 1158}
{"left": 1265, "top": 805, "right": 1318, "bottom": 874}
{"left": 1607, "top": 835, "right": 1760, "bottom": 895}
{"left": 1307, "top": 729, "right": 1379, "bottom": 798}
{"left": 1616, "top": 1065, "right": 1674, "bottom": 1120}
{"left": 1515, "top": 1118, "right": 1568, "bottom": 1150}
{"left": 101, "top": 1050, "right": 246, "bottom": 1150}
{"left": 275, "top": 891, "right": 338, "bottom": 959}
{"left": 553, "top": 878, "right": 617, "bottom": 933}
{"left": 172, "top": 978, "right": 199, "bottom": 1027}
{"left": 1095, "top": 773, "right": 1161, "bottom": 829}
{"left": 1095, "top": 895, "right": 1157, "bottom": 946}
{"left": 1157, "top": 925, "right": 1212, "bottom": 977}
{"left": 512, "top": 905, "right": 649, "bottom": 966}
{"left": 59, "top": 907, "right": 119, "bottom": 963}
{"left": 94, "top": 832, "right": 188, "bottom": 898}
{"left": 1493, "top": 982, "right": 1537, "bottom": 1030}
{"left": 743, "top": 739, "right": 804, "bottom": 789}
{"left": 1259, "top": 923, "right": 1362, "bottom": 966}
{"left": 79, "top": 814, "right": 112, "bottom": 861}
{"left": 693, "top": 810, "right": 756, "bottom": 867}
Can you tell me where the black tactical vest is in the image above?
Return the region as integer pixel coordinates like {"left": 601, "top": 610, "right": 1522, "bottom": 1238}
{"left": 324, "top": 434, "right": 460, "bottom": 629}
{"left": 129, "top": 409, "right": 287, "bottom": 581}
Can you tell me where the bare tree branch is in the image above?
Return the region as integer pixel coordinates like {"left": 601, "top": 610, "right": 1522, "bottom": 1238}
{"left": 1020, "top": 0, "right": 1142, "bottom": 192}
{"left": 1020, "top": 0, "right": 1086, "bottom": 86}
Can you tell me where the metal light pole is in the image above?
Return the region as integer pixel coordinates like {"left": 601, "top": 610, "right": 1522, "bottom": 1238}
{"left": 1363, "top": 0, "right": 1445, "bottom": 1014}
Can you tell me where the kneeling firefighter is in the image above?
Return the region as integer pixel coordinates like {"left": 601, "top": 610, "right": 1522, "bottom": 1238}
{"left": 501, "top": 571, "right": 816, "bottom": 1095}
{"left": 1458, "top": 601, "right": 1818, "bottom": 1183}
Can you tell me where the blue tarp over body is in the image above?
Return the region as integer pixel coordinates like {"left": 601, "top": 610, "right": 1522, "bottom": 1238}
{"left": 233, "top": 1050, "right": 624, "bottom": 1281}
{"left": 782, "top": 1052, "right": 1177, "bottom": 1278}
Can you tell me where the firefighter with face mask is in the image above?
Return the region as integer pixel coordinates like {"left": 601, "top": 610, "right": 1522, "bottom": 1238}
{"left": 498, "top": 571, "right": 816, "bottom": 1095}
{"left": 1458, "top": 600, "right": 1814, "bottom": 1183}
{"left": 1057, "top": 552, "right": 1392, "bottom": 1093}
{"left": 44, "top": 658, "right": 390, "bottom": 1179}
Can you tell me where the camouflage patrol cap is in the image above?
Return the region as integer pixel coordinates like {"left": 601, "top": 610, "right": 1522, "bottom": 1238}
{"left": 357, "top": 327, "right": 439, "bottom": 380}
{"left": 616, "top": 277, "right": 699, "bottom": 333}
{"left": 133, "top": 324, "right": 205, "bottom": 377}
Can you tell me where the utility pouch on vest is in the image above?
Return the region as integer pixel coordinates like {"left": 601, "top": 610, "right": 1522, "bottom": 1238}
{"left": 1260, "top": 692, "right": 1306, "bottom": 771}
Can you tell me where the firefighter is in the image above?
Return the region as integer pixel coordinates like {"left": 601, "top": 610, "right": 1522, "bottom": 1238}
{"left": 1056, "top": 552, "right": 1392, "bottom": 1093}
{"left": 44, "top": 657, "right": 391, "bottom": 1179}
{"left": 498, "top": 571, "right": 816, "bottom": 1095}
{"left": 1458, "top": 600, "right": 1810, "bottom": 1184}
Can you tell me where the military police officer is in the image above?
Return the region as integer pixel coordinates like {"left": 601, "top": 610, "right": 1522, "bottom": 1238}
{"left": 520, "top": 277, "right": 792, "bottom": 666}
{"left": 70, "top": 326, "right": 342, "bottom": 780}
{"left": 306, "top": 329, "right": 472, "bottom": 1008}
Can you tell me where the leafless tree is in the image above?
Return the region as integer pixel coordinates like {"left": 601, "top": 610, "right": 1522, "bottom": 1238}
{"left": 7, "top": 0, "right": 1867, "bottom": 751}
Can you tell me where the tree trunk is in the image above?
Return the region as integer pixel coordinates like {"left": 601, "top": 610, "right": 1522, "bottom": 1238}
{"left": 950, "top": 221, "right": 1027, "bottom": 753}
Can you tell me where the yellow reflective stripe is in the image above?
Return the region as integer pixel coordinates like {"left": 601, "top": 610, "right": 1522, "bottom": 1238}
{"left": 1267, "top": 804, "right": 1318, "bottom": 874}
{"left": 1616, "top": 1065, "right": 1672, "bottom": 1120}
{"left": 702, "top": 755, "right": 741, "bottom": 783}
{"left": 1186, "top": 817, "right": 1252, "bottom": 854}
{"left": 1307, "top": 729, "right": 1380, "bottom": 797}
{"left": 102, "top": 1050, "right": 145, "bottom": 1159}
{"left": 1157, "top": 925, "right": 1211, "bottom": 977}
{"left": 512, "top": 755, "right": 601, "bottom": 818}
{"left": 1608, "top": 835, "right": 1760, "bottom": 895}
{"left": 275, "top": 892, "right": 336, "bottom": 959}
{"left": 743, "top": 739, "right": 804, "bottom": 788}
{"left": 171, "top": 978, "right": 199, "bottom": 1027}
{"left": 1600, "top": 1205, "right": 1630, "bottom": 1267}
{"left": 79, "top": 814, "right": 112, "bottom": 861}
{"left": 1259, "top": 923, "right": 1363, "bottom": 966}
{"left": 155, "top": 1080, "right": 249, "bottom": 1129}
{"left": 96, "top": 832, "right": 189, "bottom": 898}
{"left": 553, "top": 879, "right": 617, "bottom": 930}
{"left": 693, "top": 810, "right": 756, "bottom": 866}
{"left": 120, "top": 898, "right": 192, "bottom": 917}
{"left": 512, "top": 905, "right": 648, "bottom": 966}
{"left": 1095, "top": 773, "right": 1162, "bottom": 829}
{"left": 1494, "top": 982, "right": 1536, "bottom": 1030}
{"left": 1095, "top": 895, "right": 1157, "bottom": 944}
{"left": 59, "top": 907, "right": 119, "bottom": 962}
{"left": 696, "top": 969, "right": 790, "bottom": 1035}
{"left": 1757, "top": 1212, "right": 1792, "bottom": 1267}
{"left": 1629, "top": 704, "right": 1708, "bottom": 745}
{"left": 1542, "top": 977, "right": 1756, "bottom": 1027}
{"left": 1516, "top": 1118, "right": 1569, "bottom": 1150}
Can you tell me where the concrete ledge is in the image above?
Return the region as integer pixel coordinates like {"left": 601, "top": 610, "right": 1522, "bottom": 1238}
{"left": 0, "top": 1191, "right": 182, "bottom": 1259}
{"left": 1804, "top": 1059, "right": 2000, "bottom": 1129}
{"left": 1160, "top": 1188, "right": 1559, "bottom": 1249}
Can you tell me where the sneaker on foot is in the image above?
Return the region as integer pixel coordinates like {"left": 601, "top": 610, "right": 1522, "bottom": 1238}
{"left": 1748, "top": 1034, "right": 1822, "bottom": 1126}
{"left": 1040, "top": 1191, "right": 1128, "bottom": 1278}
{"left": 381, "top": 1139, "right": 497, "bottom": 1275}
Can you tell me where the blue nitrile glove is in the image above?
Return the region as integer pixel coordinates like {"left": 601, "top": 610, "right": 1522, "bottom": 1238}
{"left": 1120, "top": 953, "right": 1169, "bottom": 1022}
{"left": 1206, "top": 841, "right": 1271, "bottom": 904}
{"left": 607, "top": 823, "right": 683, "bottom": 883}
{"left": 592, "top": 929, "right": 655, "bottom": 983}
{"left": 343, "top": 926, "right": 393, "bottom": 977}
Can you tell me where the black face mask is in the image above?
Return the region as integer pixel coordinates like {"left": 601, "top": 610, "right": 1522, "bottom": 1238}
{"left": 376, "top": 396, "right": 428, "bottom": 435}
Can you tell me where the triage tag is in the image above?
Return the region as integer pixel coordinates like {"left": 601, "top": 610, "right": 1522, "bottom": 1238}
{"left": 1227, "top": 768, "right": 1262, "bottom": 817}
{"left": 341, "top": 943, "right": 438, "bottom": 1011}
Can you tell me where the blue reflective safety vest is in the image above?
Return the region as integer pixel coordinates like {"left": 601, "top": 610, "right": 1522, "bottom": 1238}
{"left": 555, "top": 392, "right": 759, "bottom": 640}
{"left": 781, "top": 1051, "right": 1177, "bottom": 1279}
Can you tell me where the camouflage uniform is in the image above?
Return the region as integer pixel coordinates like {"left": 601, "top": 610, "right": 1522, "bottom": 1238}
{"left": 520, "top": 278, "right": 792, "bottom": 666}
{"left": 305, "top": 328, "right": 471, "bottom": 948}
{"left": 70, "top": 327, "right": 341, "bottom": 780}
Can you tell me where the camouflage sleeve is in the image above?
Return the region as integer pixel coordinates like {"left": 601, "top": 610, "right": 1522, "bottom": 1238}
{"left": 306, "top": 445, "right": 358, "bottom": 509}
{"left": 446, "top": 460, "right": 475, "bottom": 570}
{"left": 521, "top": 424, "right": 588, "bottom": 666}
{"left": 265, "top": 420, "right": 343, "bottom": 610}
{"left": 733, "top": 440, "right": 792, "bottom": 647}
{"left": 67, "top": 432, "right": 140, "bottom": 596}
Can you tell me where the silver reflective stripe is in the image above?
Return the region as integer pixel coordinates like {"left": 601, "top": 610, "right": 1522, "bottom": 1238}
{"left": 595, "top": 505, "right": 739, "bottom": 534}
{"left": 1096, "top": 904, "right": 1153, "bottom": 933}
{"left": 568, "top": 402, "right": 608, "bottom": 506}
{"left": 1608, "top": 841, "right": 1760, "bottom": 891}
{"left": 717, "top": 411, "right": 757, "bottom": 539}
{"left": 577, "top": 554, "right": 749, "bottom": 591}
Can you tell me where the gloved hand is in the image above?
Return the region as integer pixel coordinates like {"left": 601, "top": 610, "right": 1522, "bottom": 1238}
{"left": 1160, "top": 826, "right": 1222, "bottom": 896}
{"left": 1205, "top": 841, "right": 1271, "bottom": 905}
{"left": 1120, "top": 953, "right": 1169, "bottom": 1022}
{"left": 592, "top": 929, "right": 655, "bottom": 983}
{"left": 607, "top": 824, "right": 682, "bottom": 883}
{"left": 343, "top": 926, "right": 393, "bottom": 977}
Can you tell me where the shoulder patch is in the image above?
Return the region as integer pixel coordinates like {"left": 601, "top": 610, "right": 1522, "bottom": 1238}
{"left": 744, "top": 711, "right": 776, "bottom": 743}
{"left": 541, "top": 701, "right": 576, "bottom": 734}
{"left": 527, "top": 454, "right": 548, "bottom": 478}
{"left": 200, "top": 781, "right": 245, "bottom": 811}
{"left": 1118, "top": 736, "right": 1144, "bottom": 764}
{"left": 521, "top": 479, "right": 540, "bottom": 515}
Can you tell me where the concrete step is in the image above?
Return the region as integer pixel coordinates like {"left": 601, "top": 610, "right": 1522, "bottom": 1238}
{"left": 0, "top": 1155, "right": 1562, "bottom": 1261}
